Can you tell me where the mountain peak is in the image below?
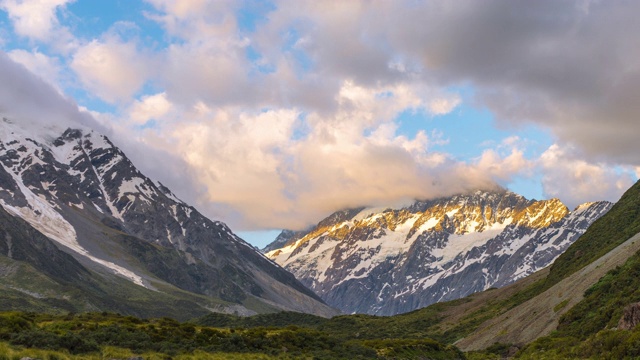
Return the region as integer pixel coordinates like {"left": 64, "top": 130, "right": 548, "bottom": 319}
{"left": 0, "top": 119, "right": 336, "bottom": 318}
{"left": 265, "top": 191, "right": 612, "bottom": 315}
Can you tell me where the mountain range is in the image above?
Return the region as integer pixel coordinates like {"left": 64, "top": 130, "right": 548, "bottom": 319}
{"left": 0, "top": 116, "right": 335, "bottom": 319}
{"left": 3, "top": 105, "right": 640, "bottom": 359}
{"left": 265, "top": 191, "right": 612, "bottom": 315}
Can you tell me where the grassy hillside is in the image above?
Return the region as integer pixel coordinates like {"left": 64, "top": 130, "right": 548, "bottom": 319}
{"left": 516, "top": 248, "right": 640, "bottom": 358}
{"left": 546, "top": 180, "right": 640, "bottom": 285}
{"left": 441, "top": 180, "right": 640, "bottom": 346}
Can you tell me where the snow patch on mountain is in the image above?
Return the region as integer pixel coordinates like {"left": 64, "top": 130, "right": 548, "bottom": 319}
{"left": 0, "top": 159, "right": 147, "bottom": 288}
{"left": 266, "top": 191, "right": 613, "bottom": 315}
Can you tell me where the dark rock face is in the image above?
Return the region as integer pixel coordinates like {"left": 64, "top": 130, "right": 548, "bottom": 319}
{"left": 0, "top": 204, "right": 89, "bottom": 284}
{"left": 267, "top": 191, "right": 612, "bottom": 315}
{"left": 618, "top": 303, "right": 640, "bottom": 330}
{"left": 0, "top": 120, "right": 335, "bottom": 317}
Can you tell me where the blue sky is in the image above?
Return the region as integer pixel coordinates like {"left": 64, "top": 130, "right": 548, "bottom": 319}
{"left": 1, "top": 0, "right": 638, "bottom": 248}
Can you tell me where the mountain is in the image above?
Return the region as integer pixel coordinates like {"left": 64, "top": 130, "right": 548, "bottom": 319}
{"left": 4, "top": 181, "right": 640, "bottom": 359}
{"left": 265, "top": 190, "right": 612, "bottom": 315}
{"left": 455, "top": 179, "right": 640, "bottom": 355}
{"left": 0, "top": 116, "right": 336, "bottom": 319}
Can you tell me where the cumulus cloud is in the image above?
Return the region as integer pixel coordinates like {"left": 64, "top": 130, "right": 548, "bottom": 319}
{"left": 383, "top": 0, "right": 640, "bottom": 165}
{"left": 539, "top": 144, "right": 634, "bottom": 208}
{"left": 128, "top": 92, "right": 173, "bottom": 125}
{"left": 140, "top": 80, "right": 501, "bottom": 230}
{"left": 476, "top": 149, "right": 532, "bottom": 184}
{"left": 71, "top": 36, "right": 153, "bottom": 103}
{"left": 0, "top": 0, "right": 76, "bottom": 52}
{"left": 4, "top": 0, "right": 640, "bottom": 230}
{"left": 127, "top": 0, "right": 640, "bottom": 227}
{"left": 243, "top": 0, "right": 640, "bottom": 168}
{"left": 0, "top": 0, "right": 67, "bottom": 40}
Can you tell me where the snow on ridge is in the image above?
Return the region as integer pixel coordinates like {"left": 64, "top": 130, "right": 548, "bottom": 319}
{"left": 155, "top": 180, "right": 184, "bottom": 204}
{"left": 353, "top": 206, "right": 392, "bottom": 222}
{"left": 0, "top": 115, "right": 72, "bottom": 145}
{"left": 0, "top": 161, "right": 148, "bottom": 289}
{"left": 49, "top": 137, "right": 81, "bottom": 165}
{"left": 265, "top": 190, "right": 613, "bottom": 315}
{"left": 432, "top": 225, "right": 507, "bottom": 266}
{"left": 118, "top": 177, "right": 156, "bottom": 203}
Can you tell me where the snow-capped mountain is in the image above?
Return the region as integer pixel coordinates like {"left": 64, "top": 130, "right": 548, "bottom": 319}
{"left": 265, "top": 191, "right": 612, "bottom": 315}
{"left": 0, "top": 116, "right": 336, "bottom": 318}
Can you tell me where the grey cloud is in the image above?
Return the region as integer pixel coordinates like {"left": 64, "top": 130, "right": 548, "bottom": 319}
{"left": 382, "top": 0, "right": 640, "bottom": 164}
{"left": 0, "top": 51, "right": 102, "bottom": 132}
{"left": 0, "top": 52, "right": 211, "bottom": 221}
{"left": 255, "top": 1, "right": 640, "bottom": 166}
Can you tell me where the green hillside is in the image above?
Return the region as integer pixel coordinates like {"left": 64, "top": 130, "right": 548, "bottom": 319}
{"left": 546, "top": 180, "right": 640, "bottom": 285}
{"left": 516, "top": 247, "right": 640, "bottom": 358}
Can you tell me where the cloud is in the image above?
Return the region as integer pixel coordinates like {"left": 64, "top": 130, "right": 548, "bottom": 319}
{"left": 71, "top": 36, "right": 153, "bottom": 103}
{"left": 128, "top": 92, "right": 173, "bottom": 125}
{"left": 0, "top": 0, "right": 68, "bottom": 40}
{"left": 0, "top": 0, "right": 76, "bottom": 52}
{"left": 539, "top": 144, "right": 634, "bottom": 208}
{"left": 144, "top": 0, "right": 238, "bottom": 40}
{"left": 245, "top": 1, "right": 640, "bottom": 168}
{"left": 0, "top": 51, "right": 101, "bottom": 131}
{"left": 8, "top": 49, "right": 63, "bottom": 92}
{"left": 476, "top": 148, "right": 532, "bottom": 184}
{"left": 5, "top": 0, "right": 640, "bottom": 231}
{"left": 142, "top": 80, "right": 499, "bottom": 230}
{"left": 382, "top": 0, "right": 640, "bottom": 166}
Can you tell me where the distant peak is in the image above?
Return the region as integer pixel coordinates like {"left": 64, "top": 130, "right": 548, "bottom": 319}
{"left": 572, "top": 200, "right": 612, "bottom": 212}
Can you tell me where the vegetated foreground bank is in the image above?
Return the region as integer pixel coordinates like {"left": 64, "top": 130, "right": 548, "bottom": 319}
{"left": 0, "top": 311, "right": 464, "bottom": 360}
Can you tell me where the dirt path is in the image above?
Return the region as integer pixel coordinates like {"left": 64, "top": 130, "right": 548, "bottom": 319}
{"left": 456, "top": 231, "right": 640, "bottom": 351}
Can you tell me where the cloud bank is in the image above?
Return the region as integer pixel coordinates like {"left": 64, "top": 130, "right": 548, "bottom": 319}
{"left": 1, "top": 0, "right": 639, "bottom": 230}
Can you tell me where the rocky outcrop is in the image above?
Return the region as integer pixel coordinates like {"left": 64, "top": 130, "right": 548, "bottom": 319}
{"left": 618, "top": 303, "right": 640, "bottom": 330}
{"left": 266, "top": 191, "right": 612, "bottom": 315}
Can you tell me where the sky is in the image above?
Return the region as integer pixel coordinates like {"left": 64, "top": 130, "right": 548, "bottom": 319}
{"left": 0, "top": 0, "right": 639, "bottom": 248}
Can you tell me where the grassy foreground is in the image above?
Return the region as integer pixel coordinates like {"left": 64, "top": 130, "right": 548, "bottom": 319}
{"left": 0, "top": 311, "right": 464, "bottom": 360}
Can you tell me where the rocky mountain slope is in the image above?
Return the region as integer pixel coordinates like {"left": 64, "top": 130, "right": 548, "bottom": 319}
{"left": 0, "top": 116, "right": 336, "bottom": 319}
{"left": 265, "top": 191, "right": 612, "bottom": 315}
{"left": 457, "top": 230, "right": 640, "bottom": 351}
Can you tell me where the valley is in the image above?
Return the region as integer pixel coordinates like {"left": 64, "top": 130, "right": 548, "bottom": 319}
{"left": 0, "top": 2, "right": 639, "bottom": 358}
{"left": 2, "top": 111, "right": 640, "bottom": 358}
{"left": 2, "top": 113, "right": 640, "bottom": 358}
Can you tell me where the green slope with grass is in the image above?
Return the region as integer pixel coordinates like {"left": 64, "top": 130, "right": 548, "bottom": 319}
{"left": 0, "top": 312, "right": 464, "bottom": 360}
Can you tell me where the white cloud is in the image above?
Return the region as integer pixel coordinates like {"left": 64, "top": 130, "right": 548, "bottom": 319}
{"left": 71, "top": 37, "right": 152, "bottom": 103}
{"left": 476, "top": 148, "right": 532, "bottom": 184}
{"left": 539, "top": 144, "right": 634, "bottom": 208}
{"left": 6, "top": 0, "right": 640, "bottom": 232}
{"left": 428, "top": 96, "right": 461, "bottom": 115}
{"left": 0, "top": 0, "right": 69, "bottom": 40}
{"left": 145, "top": 0, "right": 238, "bottom": 41}
{"left": 138, "top": 80, "right": 493, "bottom": 230}
{"left": 0, "top": 0, "right": 76, "bottom": 53}
{"left": 128, "top": 92, "right": 173, "bottom": 124}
